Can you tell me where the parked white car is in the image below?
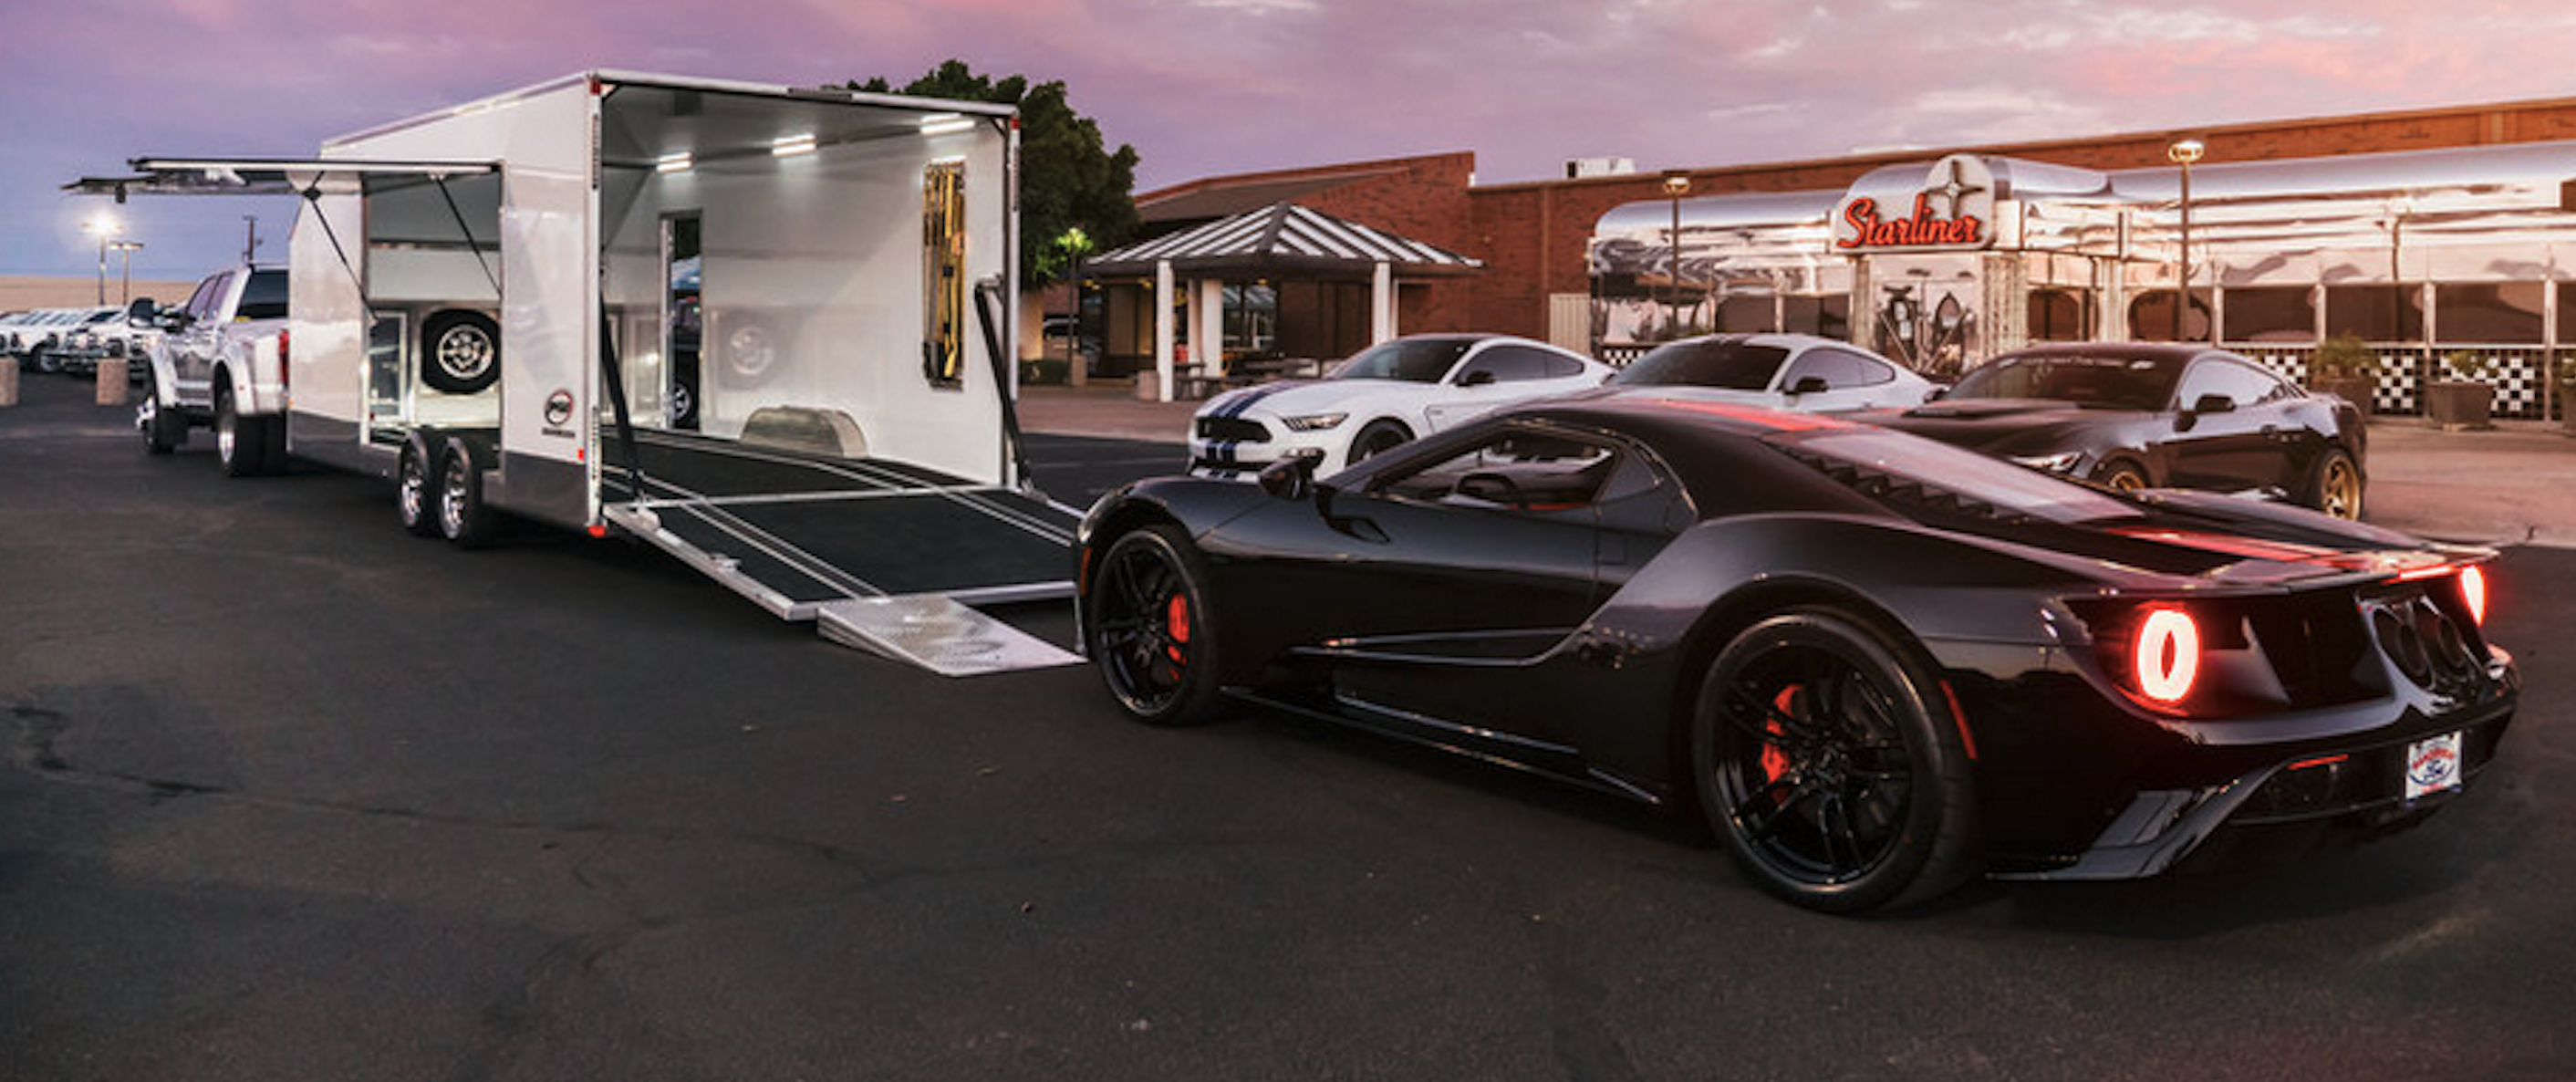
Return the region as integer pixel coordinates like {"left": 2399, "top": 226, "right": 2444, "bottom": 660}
{"left": 1189, "top": 333, "right": 1612, "bottom": 477}
{"left": 1604, "top": 332, "right": 1939, "bottom": 412}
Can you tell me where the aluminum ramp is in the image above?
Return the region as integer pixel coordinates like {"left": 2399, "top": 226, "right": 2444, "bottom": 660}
{"left": 601, "top": 432, "right": 1081, "bottom": 676}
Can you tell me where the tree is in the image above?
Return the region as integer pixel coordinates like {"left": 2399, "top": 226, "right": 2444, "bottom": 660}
{"left": 852, "top": 61, "right": 1140, "bottom": 287}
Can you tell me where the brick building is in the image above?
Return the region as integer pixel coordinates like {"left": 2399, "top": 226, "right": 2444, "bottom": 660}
{"left": 1104, "top": 95, "right": 2576, "bottom": 416}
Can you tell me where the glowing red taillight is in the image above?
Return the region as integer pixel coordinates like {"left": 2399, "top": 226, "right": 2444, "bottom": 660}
{"left": 2134, "top": 609, "right": 2200, "bottom": 704}
{"left": 2460, "top": 566, "right": 2488, "bottom": 626}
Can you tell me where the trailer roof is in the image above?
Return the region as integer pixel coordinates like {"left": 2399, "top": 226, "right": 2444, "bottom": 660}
{"left": 323, "top": 70, "right": 1016, "bottom": 150}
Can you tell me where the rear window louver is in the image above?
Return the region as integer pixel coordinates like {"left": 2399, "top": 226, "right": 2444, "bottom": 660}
{"left": 1776, "top": 444, "right": 2024, "bottom": 525}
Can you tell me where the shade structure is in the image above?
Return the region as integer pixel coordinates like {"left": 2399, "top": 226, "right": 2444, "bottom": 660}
{"left": 1087, "top": 201, "right": 1482, "bottom": 279}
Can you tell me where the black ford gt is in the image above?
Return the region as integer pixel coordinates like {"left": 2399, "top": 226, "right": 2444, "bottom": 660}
{"left": 1074, "top": 395, "right": 2517, "bottom": 912}
{"left": 1858, "top": 342, "right": 2368, "bottom": 519}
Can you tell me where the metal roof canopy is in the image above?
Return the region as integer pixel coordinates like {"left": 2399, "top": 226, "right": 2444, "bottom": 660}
{"left": 1087, "top": 202, "right": 1483, "bottom": 280}
{"left": 1592, "top": 142, "right": 2576, "bottom": 278}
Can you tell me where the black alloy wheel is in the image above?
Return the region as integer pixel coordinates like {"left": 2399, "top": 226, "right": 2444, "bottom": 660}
{"left": 1692, "top": 609, "right": 1979, "bottom": 912}
{"left": 1085, "top": 525, "right": 1224, "bottom": 725}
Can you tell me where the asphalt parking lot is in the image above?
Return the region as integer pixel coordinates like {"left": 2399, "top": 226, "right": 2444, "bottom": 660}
{"left": 5, "top": 371, "right": 2574, "bottom": 1082}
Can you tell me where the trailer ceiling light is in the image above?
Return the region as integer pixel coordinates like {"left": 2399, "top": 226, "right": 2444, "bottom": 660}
{"left": 771, "top": 133, "right": 817, "bottom": 157}
{"left": 656, "top": 151, "right": 692, "bottom": 173}
{"left": 919, "top": 117, "right": 977, "bottom": 137}
{"left": 2461, "top": 565, "right": 2488, "bottom": 626}
{"left": 2134, "top": 609, "right": 2200, "bottom": 704}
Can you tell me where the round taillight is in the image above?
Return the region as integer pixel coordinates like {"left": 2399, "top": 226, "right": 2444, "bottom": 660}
{"left": 2460, "top": 566, "right": 2488, "bottom": 626}
{"left": 2134, "top": 609, "right": 2200, "bottom": 704}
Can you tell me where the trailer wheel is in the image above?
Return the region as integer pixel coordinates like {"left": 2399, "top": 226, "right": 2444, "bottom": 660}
{"left": 397, "top": 440, "right": 441, "bottom": 536}
{"left": 421, "top": 310, "right": 501, "bottom": 395}
{"left": 437, "top": 437, "right": 499, "bottom": 549}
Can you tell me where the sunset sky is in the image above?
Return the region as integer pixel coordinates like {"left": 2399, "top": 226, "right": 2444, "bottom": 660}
{"left": 5, "top": 0, "right": 2574, "bottom": 279}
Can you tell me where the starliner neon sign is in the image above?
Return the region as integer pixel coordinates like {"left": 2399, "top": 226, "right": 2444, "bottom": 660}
{"left": 1831, "top": 154, "right": 1998, "bottom": 252}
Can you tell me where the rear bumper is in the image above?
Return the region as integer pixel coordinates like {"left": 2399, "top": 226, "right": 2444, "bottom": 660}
{"left": 1991, "top": 690, "right": 2517, "bottom": 881}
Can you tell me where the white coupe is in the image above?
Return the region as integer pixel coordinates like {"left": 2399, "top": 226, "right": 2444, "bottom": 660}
{"left": 1189, "top": 334, "right": 1612, "bottom": 477}
{"left": 1603, "top": 332, "right": 1939, "bottom": 412}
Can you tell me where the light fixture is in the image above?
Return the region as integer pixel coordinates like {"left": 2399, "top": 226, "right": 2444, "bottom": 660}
{"left": 919, "top": 113, "right": 976, "bottom": 137}
{"left": 771, "top": 133, "right": 816, "bottom": 157}
{"left": 2166, "top": 139, "right": 2206, "bottom": 165}
{"left": 655, "top": 151, "right": 692, "bottom": 173}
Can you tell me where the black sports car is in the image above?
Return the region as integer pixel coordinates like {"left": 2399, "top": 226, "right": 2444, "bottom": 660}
{"left": 1075, "top": 394, "right": 2516, "bottom": 912}
{"left": 1857, "top": 342, "right": 2368, "bottom": 519}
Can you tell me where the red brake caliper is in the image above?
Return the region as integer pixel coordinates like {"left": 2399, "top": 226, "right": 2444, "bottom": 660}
{"left": 1761, "top": 685, "right": 1798, "bottom": 794}
{"left": 1164, "top": 594, "right": 1192, "bottom": 665}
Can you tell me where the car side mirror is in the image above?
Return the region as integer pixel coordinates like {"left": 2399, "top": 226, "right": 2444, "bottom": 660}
{"left": 1925, "top": 385, "right": 1949, "bottom": 402}
{"left": 1459, "top": 369, "right": 1497, "bottom": 388}
{"left": 2186, "top": 393, "right": 2236, "bottom": 415}
{"left": 1258, "top": 451, "right": 1321, "bottom": 503}
{"left": 1788, "top": 375, "right": 1829, "bottom": 396}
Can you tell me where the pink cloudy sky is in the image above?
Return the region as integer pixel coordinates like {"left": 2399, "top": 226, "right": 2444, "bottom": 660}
{"left": 5, "top": 0, "right": 2573, "bottom": 278}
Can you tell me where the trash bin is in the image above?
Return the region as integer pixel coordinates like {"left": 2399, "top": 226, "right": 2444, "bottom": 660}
{"left": 96, "top": 358, "right": 130, "bottom": 405}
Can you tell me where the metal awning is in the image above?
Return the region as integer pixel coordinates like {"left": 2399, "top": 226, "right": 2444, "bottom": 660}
{"left": 65, "top": 157, "right": 500, "bottom": 200}
{"left": 1086, "top": 202, "right": 1482, "bottom": 279}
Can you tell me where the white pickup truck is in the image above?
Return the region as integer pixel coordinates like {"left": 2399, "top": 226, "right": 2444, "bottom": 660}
{"left": 137, "top": 264, "right": 290, "bottom": 474}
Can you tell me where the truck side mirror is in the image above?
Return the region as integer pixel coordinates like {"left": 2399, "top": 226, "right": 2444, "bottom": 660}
{"left": 125, "top": 297, "right": 157, "bottom": 323}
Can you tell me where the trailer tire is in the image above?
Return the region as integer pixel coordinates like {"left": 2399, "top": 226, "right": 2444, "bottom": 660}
{"left": 421, "top": 310, "right": 501, "bottom": 395}
{"left": 437, "top": 437, "right": 499, "bottom": 549}
{"left": 397, "top": 437, "right": 441, "bottom": 536}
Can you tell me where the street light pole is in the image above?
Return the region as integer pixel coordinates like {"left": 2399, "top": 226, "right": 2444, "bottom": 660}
{"left": 1662, "top": 170, "right": 1692, "bottom": 339}
{"left": 85, "top": 214, "right": 121, "bottom": 306}
{"left": 2168, "top": 139, "right": 2205, "bottom": 343}
{"left": 110, "top": 241, "right": 145, "bottom": 304}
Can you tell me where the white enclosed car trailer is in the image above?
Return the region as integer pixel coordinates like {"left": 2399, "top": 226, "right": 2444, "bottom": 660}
{"left": 77, "top": 71, "right": 1083, "bottom": 674}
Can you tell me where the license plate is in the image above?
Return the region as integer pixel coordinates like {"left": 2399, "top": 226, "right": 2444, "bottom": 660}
{"left": 2404, "top": 731, "right": 2465, "bottom": 801}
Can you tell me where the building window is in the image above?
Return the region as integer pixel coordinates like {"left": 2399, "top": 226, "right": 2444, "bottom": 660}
{"left": 2129, "top": 289, "right": 2210, "bottom": 342}
{"left": 2028, "top": 287, "right": 2092, "bottom": 341}
{"left": 1781, "top": 295, "right": 1850, "bottom": 339}
{"left": 2435, "top": 282, "right": 2544, "bottom": 343}
{"left": 2324, "top": 285, "right": 2424, "bottom": 342}
{"left": 2220, "top": 286, "right": 2316, "bottom": 343}
{"left": 1714, "top": 292, "right": 1775, "bottom": 333}
{"left": 1222, "top": 284, "right": 1278, "bottom": 357}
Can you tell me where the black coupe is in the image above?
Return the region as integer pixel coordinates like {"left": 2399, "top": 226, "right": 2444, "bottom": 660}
{"left": 1858, "top": 343, "right": 2368, "bottom": 519}
{"left": 1074, "top": 395, "right": 2516, "bottom": 912}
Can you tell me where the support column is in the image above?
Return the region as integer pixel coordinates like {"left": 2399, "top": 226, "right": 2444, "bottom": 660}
{"left": 1196, "top": 277, "right": 1227, "bottom": 377}
{"left": 1371, "top": 261, "right": 1395, "bottom": 343}
{"left": 1154, "top": 259, "right": 1175, "bottom": 402}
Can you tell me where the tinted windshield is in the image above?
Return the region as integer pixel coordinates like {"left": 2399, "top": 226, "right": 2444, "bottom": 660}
{"left": 1772, "top": 427, "right": 2136, "bottom": 524}
{"left": 1335, "top": 338, "right": 1476, "bottom": 382}
{"left": 1948, "top": 353, "right": 2181, "bottom": 410}
{"left": 238, "top": 270, "right": 289, "bottom": 320}
{"left": 1611, "top": 338, "right": 1786, "bottom": 390}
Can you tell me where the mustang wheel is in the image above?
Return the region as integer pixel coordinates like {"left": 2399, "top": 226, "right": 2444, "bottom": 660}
{"left": 1348, "top": 419, "right": 1413, "bottom": 464}
{"left": 2303, "top": 447, "right": 2363, "bottom": 520}
{"left": 1691, "top": 608, "right": 1979, "bottom": 912}
{"left": 2093, "top": 459, "right": 2148, "bottom": 494}
{"left": 1085, "top": 525, "right": 1225, "bottom": 725}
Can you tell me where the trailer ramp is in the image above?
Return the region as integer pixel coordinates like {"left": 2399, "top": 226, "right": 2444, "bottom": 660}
{"left": 601, "top": 431, "right": 1081, "bottom": 676}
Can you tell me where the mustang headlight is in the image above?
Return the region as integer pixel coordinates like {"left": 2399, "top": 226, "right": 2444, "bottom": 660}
{"left": 1282, "top": 412, "right": 1347, "bottom": 432}
{"left": 2009, "top": 451, "right": 2083, "bottom": 473}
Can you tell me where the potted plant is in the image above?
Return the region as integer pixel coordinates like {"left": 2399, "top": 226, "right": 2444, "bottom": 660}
{"left": 2308, "top": 332, "right": 2380, "bottom": 418}
{"left": 2424, "top": 349, "right": 2498, "bottom": 430}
